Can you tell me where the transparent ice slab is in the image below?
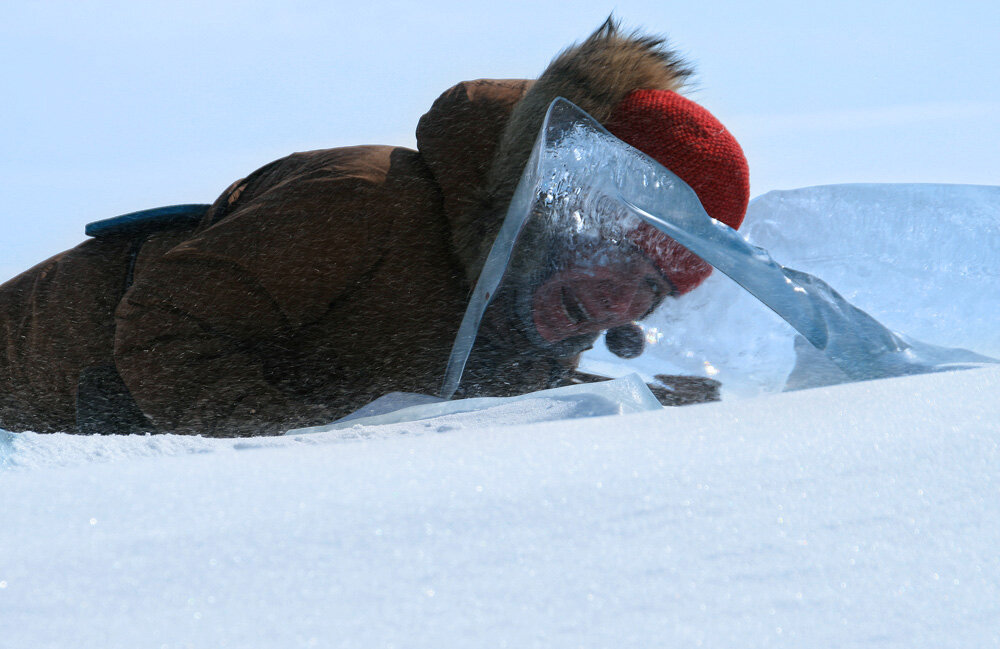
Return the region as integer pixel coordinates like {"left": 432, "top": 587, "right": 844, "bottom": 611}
{"left": 443, "top": 98, "right": 998, "bottom": 399}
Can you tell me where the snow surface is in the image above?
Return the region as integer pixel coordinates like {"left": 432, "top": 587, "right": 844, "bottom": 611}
{"left": 3, "top": 367, "right": 999, "bottom": 648}
{"left": 3, "top": 183, "right": 999, "bottom": 647}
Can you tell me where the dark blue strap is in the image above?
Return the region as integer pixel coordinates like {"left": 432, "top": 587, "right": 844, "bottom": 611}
{"left": 85, "top": 204, "right": 211, "bottom": 238}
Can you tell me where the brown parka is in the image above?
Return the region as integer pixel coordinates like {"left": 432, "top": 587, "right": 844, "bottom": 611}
{"left": 0, "top": 23, "right": 703, "bottom": 437}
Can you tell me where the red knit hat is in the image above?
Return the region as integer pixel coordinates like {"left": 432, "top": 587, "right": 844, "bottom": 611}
{"left": 604, "top": 89, "right": 750, "bottom": 295}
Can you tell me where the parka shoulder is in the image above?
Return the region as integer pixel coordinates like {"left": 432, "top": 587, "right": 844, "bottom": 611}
{"left": 130, "top": 145, "right": 442, "bottom": 331}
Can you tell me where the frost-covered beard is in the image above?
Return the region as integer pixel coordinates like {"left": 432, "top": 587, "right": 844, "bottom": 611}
{"left": 455, "top": 270, "right": 597, "bottom": 400}
{"left": 474, "top": 219, "right": 646, "bottom": 360}
{"left": 478, "top": 265, "right": 601, "bottom": 360}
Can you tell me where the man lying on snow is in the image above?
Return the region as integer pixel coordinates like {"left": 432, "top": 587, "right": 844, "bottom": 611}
{"left": 0, "top": 20, "right": 749, "bottom": 437}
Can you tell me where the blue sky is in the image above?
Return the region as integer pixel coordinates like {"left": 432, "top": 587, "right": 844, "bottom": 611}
{"left": 2, "top": 0, "right": 998, "bottom": 281}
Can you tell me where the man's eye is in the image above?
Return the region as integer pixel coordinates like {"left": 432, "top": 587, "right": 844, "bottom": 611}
{"left": 639, "top": 277, "right": 671, "bottom": 320}
{"left": 646, "top": 276, "right": 664, "bottom": 299}
{"left": 649, "top": 275, "right": 678, "bottom": 299}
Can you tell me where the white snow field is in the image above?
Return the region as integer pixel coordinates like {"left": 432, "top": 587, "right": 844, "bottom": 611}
{"left": 3, "top": 367, "right": 999, "bottom": 648}
{"left": 2, "top": 184, "right": 999, "bottom": 647}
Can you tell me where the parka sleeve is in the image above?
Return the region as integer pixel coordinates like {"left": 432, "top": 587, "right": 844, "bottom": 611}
{"left": 113, "top": 148, "right": 400, "bottom": 436}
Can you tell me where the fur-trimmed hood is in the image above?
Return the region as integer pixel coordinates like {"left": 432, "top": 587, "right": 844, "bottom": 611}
{"left": 417, "top": 19, "right": 693, "bottom": 282}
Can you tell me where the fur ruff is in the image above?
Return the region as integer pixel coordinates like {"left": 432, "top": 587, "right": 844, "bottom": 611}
{"left": 453, "top": 18, "right": 693, "bottom": 279}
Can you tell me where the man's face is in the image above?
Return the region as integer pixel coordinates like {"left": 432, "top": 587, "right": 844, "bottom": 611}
{"left": 530, "top": 254, "right": 672, "bottom": 343}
